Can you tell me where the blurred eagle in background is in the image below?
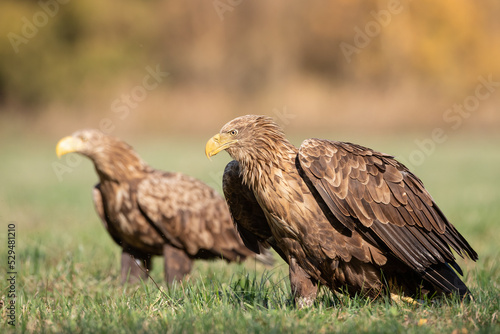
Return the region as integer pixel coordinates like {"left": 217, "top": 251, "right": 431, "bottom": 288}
{"left": 56, "top": 129, "right": 273, "bottom": 284}
{"left": 206, "top": 115, "right": 477, "bottom": 307}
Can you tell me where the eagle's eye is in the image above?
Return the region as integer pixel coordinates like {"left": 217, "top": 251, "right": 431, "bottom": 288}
{"left": 78, "top": 134, "right": 89, "bottom": 142}
{"left": 229, "top": 129, "right": 238, "bottom": 136}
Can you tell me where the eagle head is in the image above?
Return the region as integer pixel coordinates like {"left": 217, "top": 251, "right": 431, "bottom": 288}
{"left": 56, "top": 129, "right": 146, "bottom": 180}
{"left": 56, "top": 129, "right": 128, "bottom": 159}
{"left": 205, "top": 115, "right": 286, "bottom": 161}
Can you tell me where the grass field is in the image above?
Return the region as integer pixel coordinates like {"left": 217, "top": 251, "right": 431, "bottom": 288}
{"left": 0, "top": 134, "right": 499, "bottom": 333}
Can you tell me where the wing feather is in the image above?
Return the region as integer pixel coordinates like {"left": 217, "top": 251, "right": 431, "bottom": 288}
{"left": 92, "top": 184, "right": 123, "bottom": 246}
{"left": 136, "top": 170, "right": 249, "bottom": 258}
{"left": 222, "top": 160, "right": 275, "bottom": 255}
{"left": 298, "top": 138, "right": 478, "bottom": 274}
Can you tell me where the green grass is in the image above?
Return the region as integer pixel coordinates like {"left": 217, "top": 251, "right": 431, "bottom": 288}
{"left": 0, "top": 134, "right": 499, "bottom": 333}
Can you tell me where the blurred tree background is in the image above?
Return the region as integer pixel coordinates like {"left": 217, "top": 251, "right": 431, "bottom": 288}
{"left": 0, "top": 0, "right": 499, "bottom": 137}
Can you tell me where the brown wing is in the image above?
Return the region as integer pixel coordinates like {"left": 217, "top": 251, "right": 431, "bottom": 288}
{"left": 136, "top": 170, "right": 253, "bottom": 260}
{"left": 92, "top": 184, "right": 122, "bottom": 246}
{"left": 298, "top": 138, "right": 478, "bottom": 275}
{"left": 223, "top": 160, "right": 285, "bottom": 261}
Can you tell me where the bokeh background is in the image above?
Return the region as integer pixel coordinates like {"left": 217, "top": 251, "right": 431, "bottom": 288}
{"left": 1, "top": 0, "right": 499, "bottom": 136}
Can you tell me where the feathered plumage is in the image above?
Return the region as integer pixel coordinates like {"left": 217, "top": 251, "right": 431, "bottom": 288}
{"left": 56, "top": 129, "right": 273, "bottom": 284}
{"left": 206, "top": 115, "right": 477, "bottom": 307}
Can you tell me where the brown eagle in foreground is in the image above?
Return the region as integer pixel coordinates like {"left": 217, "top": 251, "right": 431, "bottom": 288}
{"left": 205, "top": 115, "right": 477, "bottom": 307}
{"left": 56, "top": 129, "right": 273, "bottom": 284}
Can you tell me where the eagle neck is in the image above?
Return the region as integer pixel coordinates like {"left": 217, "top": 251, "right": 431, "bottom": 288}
{"left": 90, "top": 150, "right": 150, "bottom": 184}
{"left": 239, "top": 138, "right": 298, "bottom": 193}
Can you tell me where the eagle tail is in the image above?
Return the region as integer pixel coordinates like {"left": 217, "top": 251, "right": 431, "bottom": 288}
{"left": 422, "top": 262, "right": 472, "bottom": 299}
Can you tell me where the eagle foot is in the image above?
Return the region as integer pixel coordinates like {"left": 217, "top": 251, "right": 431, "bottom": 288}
{"left": 390, "top": 293, "right": 421, "bottom": 306}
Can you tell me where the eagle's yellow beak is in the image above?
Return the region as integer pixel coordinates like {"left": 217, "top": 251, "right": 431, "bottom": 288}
{"left": 56, "top": 136, "right": 83, "bottom": 158}
{"left": 205, "top": 133, "right": 237, "bottom": 159}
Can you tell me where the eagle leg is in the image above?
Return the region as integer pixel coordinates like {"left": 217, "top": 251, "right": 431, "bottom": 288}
{"left": 163, "top": 243, "right": 193, "bottom": 284}
{"left": 289, "top": 257, "right": 318, "bottom": 308}
{"left": 120, "top": 249, "right": 151, "bottom": 284}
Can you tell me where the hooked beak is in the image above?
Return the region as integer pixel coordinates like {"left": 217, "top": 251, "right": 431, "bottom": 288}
{"left": 56, "top": 136, "right": 83, "bottom": 158}
{"left": 205, "top": 133, "right": 237, "bottom": 159}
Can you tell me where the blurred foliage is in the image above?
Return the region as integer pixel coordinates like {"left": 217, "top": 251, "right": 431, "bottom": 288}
{"left": 0, "top": 0, "right": 157, "bottom": 109}
{"left": 0, "top": 0, "right": 499, "bottom": 130}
